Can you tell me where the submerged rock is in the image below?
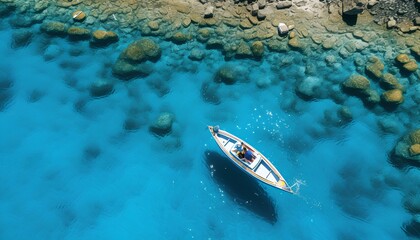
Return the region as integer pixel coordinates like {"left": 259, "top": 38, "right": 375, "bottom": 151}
{"left": 89, "top": 80, "right": 114, "bottom": 98}
{"left": 215, "top": 65, "right": 236, "bottom": 84}
{"left": 119, "top": 38, "right": 161, "bottom": 63}
{"left": 67, "top": 27, "right": 91, "bottom": 40}
{"left": 91, "top": 30, "right": 118, "bottom": 47}
{"left": 403, "top": 61, "right": 418, "bottom": 72}
{"left": 342, "top": 74, "right": 370, "bottom": 92}
{"left": 112, "top": 60, "right": 153, "bottom": 80}
{"left": 396, "top": 54, "right": 411, "bottom": 64}
{"left": 236, "top": 41, "right": 253, "bottom": 59}
{"left": 380, "top": 73, "right": 403, "bottom": 90}
{"left": 189, "top": 48, "right": 205, "bottom": 61}
{"left": 170, "top": 32, "right": 190, "bottom": 44}
{"left": 391, "top": 129, "right": 420, "bottom": 167}
{"left": 40, "top": 21, "right": 67, "bottom": 36}
{"left": 43, "top": 44, "right": 62, "bottom": 61}
{"left": 296, "top": 76, "right": 322, "bottom": 100}
{"left": 381, "top": 89, "right": 404, "bottom": 105}
{"left": 365, "top": 56, "right": 384, "bottom": 79}
{"left": 149, "top": 112, "right": 175, "bottom": 137}
{"left": 11, "top": 29, "right": 33, "bottom": 48}
{"left": 251, "top": 41, "right": 264, "bottom": 59}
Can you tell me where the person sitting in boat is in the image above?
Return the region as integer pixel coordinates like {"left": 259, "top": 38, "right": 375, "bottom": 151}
{"left": 244, "top": 149, "right": 256, "bottom": 164}
{"left": 232, "top": 142, "right": 244, "bottom": 154}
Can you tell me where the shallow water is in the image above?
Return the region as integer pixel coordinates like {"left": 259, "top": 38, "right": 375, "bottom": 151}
{"left": 0, "top": 10, "right": 418, "bottom": 240}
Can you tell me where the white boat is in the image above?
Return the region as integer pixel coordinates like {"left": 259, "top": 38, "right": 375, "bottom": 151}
{"left": 208, "top": 126, "right": 294, "bottom": 194}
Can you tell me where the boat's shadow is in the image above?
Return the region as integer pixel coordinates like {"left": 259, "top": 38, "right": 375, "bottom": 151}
{"left": 204, "top": 150, "right": 278, "bottom": 224}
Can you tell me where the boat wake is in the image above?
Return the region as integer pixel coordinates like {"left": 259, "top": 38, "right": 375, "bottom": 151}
{"left": 289, "top": 179, "right": 306, "bottom": 195}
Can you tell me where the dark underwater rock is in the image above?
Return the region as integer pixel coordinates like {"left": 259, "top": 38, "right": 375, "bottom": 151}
{"left": 40, "top": 21, "right": 68, "bottom": 37}
{"left": 149, "top": 112, "right": 175, "bottom": 137}
{"left": 119, "top": 38, "right": 161, "bottom": 63}
{"left": 91, "top": 30, "right": 118, "bottom": 47}
{"left": 390, "top": 129, "right": 420, "bottom": 168}
{"left": 189, "top": 48, "right": 205, "bottom": 61}
{"left": 112, "top": 60, "right": 153, "bottom": 80}
{"left": 67, "top": 27, "right": 91, "bottom": 41}
{"left": 365, "top": 56, "right": 384, "bottom": 79}
{"left": 113, "top": 38, "right": 161, "bottom": 79}
{"left": 342, "top": 74, "right": 370, "bottom": 93}
{"left": 11, "top": 29, "right": 33, "bottom": 49}
{"left": 89, "top": 80, "right": 114, "bottom": 98}
{"left": 9, "top": 16, "right": 34, "bottom": 28}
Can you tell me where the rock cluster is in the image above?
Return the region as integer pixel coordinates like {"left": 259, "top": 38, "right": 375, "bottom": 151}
{"left": 113, "top": 38, "right": 162, "bottom": 79}
{"left": 391, "top": 129, "right": 420, "bottom": 167}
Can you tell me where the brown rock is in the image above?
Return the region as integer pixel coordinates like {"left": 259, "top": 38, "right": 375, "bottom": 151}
{"left": 251, "top": 41, "right": 264, "bottom": 58}
{"left": 72, "top": 10, "right": 86, "bottom": 22}
{"left": 409, "top": 144, "right": 420, "bottom": 156}
{"left": 403, "top": 61, "right": 418, "bottom": 72}
{"left": 91, "top": 30, "right": 118, "bottom": 46}
{"left": 67, "top": 26, "right": 90, "bottom": 40}
{"left": 410, "top": 129, "right": 420, "bottom": 144}
{"left": 342, "top": 74, "right": 370, "bottom": 91}
{"left": 365, "top": 56, "right": 384, "bottom": 79}
{"left": 380, "top": 73, "right": 403, "bottom": 90}
{"left": 288, "top": 37, "right": 300, "bottom": 49}
{"left": 381, "top": 89, "right": 404, "bottom": 105}
{"left": 395, "top": 53, "right": 410, "bottom": 64}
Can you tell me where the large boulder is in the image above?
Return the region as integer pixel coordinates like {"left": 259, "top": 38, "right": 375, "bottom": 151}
{"left": 365, "top": 56, "right": 384, "bottom": 79}
{"left": 40, "top": 21, "right": 67, "bottom": 36}
{"left": 396, "top": 54, "right": 411, "bottom": 64}
{"left": 215, "top": 65, "right": 236, "bottom": 84}
{"left": 120, "top": 38, "right": 161, "bottom": 63}
{"left": 391, "top": 129, "right": 420, "bottom": 167}
{"left": 91, "top": 30, "right": 118, "bottom": 47}
{"left": 149, "top": 112, "right": 175, "bottom": 137}
{"left": 214, "top": 64, "right": 247, "bottom": 85}
{"left": 380, "top": 73, "right": 403, "bottom": 90}
{"left": 403, "top": 61, "right": 418, "bottom": 72}
{"left": 342, "top": 74, "right": 370, "bottom": 92}
{"left": 67, "top": 27, "right": 91, "bottom": 40}
{"left": 381, "top": 89, "right": 404, "bottom": 105}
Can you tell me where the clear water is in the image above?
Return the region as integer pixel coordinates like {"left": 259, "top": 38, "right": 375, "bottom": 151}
{"left": 0, "top": 13, "right": 417, "bottom": 240}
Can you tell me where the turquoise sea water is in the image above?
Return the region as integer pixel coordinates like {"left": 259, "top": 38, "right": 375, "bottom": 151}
{"left": 0, "top": 12, "right": 418, "bottom": 240}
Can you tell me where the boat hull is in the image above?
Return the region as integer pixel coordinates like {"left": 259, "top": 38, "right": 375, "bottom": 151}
{"left": 208, "top": 126, "right": 293, "bottom": 194}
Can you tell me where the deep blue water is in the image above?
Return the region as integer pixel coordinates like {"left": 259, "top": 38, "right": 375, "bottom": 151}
{"left": 0, "top": 13, "right": 417, "bottom": 240}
